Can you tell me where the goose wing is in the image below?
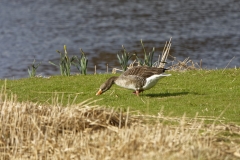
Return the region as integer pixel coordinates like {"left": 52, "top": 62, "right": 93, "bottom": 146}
{"left": 122, "top": 66, "right": 166, "bottom": 79}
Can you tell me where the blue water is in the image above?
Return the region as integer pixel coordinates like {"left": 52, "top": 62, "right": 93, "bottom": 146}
{"left": 0, "top": 0, "right": 240, "bottom": 78}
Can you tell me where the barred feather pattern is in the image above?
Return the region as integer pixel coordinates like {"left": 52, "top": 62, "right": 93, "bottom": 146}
{"left": 122, "top": 66, "right": 167, "bottom": 78}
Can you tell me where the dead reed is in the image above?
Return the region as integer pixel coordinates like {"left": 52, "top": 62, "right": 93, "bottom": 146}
{"left": 0, "top": 89, "right": 239, "bottom": 159}
{"left": 168, "top": 57, "right": 203, "bottom": 71}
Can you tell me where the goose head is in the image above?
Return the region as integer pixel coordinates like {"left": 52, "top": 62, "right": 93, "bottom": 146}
{"left": 96, "top": 76, "right": 118, "bottom": 95}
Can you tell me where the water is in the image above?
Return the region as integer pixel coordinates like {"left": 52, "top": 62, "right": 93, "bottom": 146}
{"left": 1, "top": 0, "right": 240, "bottom": 79}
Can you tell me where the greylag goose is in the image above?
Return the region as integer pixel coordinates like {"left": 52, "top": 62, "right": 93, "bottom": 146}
{"left": 96, "top": 66, "right": 171, "bottom": 96}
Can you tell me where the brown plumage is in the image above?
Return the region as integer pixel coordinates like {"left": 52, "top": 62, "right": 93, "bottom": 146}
{"left": 96, "top": 66, "right": 171, "bottom": 96}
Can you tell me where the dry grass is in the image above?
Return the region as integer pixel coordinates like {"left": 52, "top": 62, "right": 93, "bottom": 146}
{"left": 168, "top": 57, "right": 202, "bottom": 71}
{"left": 0, "top": 90, "right": 240, "bottom": 159}
{"left": 111, "top": 57, "right": 201, "bottom": 74}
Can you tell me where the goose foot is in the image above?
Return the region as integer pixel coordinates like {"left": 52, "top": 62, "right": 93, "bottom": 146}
{"left": 132, "top": 90, "right": 143, "bottom": 96}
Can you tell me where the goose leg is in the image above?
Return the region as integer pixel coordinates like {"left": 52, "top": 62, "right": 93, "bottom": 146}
{"left": 136, "top": 90, "right": 139, "bottom": 96}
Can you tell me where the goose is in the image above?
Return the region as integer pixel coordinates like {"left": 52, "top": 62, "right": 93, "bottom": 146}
{"left": 96, "top": 66, "right": 171, "bottom": 96}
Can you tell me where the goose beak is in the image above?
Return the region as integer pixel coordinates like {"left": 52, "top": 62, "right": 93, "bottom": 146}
{"left": 96, "top": 89, "right": 103, "bottom": 95}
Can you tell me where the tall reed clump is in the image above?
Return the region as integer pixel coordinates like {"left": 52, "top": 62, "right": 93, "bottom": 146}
{"left": 158, "top": 37, "right": 172, "bottom": 68}
{"left": 72, "top": 48, "right": 88, "bottom": 75}
{"left": 117, "top": 45, "right": 133, "bottom": 71}
{"left": 135, "top": 39, "right": 155, "bottom": 67}
{"left": 49, "top": 45, "right": 75, "bottom": 76}
{"left": 117, "top": 38, "right": 172, "bottom": 70}
{"left": 28, "top": 59, "right": 41, "bottom": 77}
{"left": 0, "top": 85, "right": 239, "bottom": 159}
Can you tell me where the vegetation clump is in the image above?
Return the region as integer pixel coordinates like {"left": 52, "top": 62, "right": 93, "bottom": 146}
{"left": 28, "top": 59, "right": 41, "bottom": 78}
{"left": 72, "top": 48, "right": 88, "bottom": 75}
{"left": 49, "top": 45, "right": 88, "bottom": 76}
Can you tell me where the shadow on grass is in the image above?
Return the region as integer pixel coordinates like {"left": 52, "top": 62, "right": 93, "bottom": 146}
{"left": 144, "top": 92, "right": 190, "bottom": 97}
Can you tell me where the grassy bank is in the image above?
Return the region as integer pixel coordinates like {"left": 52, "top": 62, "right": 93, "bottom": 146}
{"left": 1, "top": 69, "right": 240, "bottom": 124}
{"left": 0, "top": 69, "right": 240, "bottom": 159}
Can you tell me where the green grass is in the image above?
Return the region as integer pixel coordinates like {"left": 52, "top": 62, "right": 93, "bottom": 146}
{"left": 1, "top": 69, "right": 240, "bottom": 124}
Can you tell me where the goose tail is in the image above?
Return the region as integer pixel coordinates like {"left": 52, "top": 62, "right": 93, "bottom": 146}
{"left": 160, "top": 73, "right": 171, "bottom": 77}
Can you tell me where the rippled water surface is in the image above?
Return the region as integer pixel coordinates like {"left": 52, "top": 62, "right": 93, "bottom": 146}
{"left": 1, "top": 0, "right": 240, "bottom": 78}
